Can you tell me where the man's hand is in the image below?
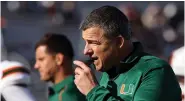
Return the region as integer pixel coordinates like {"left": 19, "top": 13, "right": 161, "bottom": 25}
{"left": 74, "top": 60, "right": 98, "bottom": 95}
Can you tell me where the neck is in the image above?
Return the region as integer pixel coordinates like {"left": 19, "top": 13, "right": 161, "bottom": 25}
{"left": 115, "top": 40, "right": 134, "bottom": 67}
{"left": 121, "top": 40, "right": 134, "bottom": 61}
{"left": 53, "top": 65, "right": 73, "bottom": 85}
{"left": 105, "top": 40, "right": 133, "bottom": 72}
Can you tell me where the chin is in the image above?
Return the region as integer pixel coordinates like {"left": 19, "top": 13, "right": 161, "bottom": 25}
{"left": 95, "top": 61, "right": 104, "bottom": 71}
{"left": 40, "top": 77, "right": 45, "bottom": 81}
{"left": 95, "top": 65, "right": 103, "bottom": 71}
{"left": 99, "top": 67, "right": 105, "bottom": 72}
{"left": 41, "top": 77, "right": 49, "bottom": 82}
{"left": 96, "top": 64, "right": 107, "bottom": 72}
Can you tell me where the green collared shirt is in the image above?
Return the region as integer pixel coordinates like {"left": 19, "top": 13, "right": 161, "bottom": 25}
{"left": 87, "top": 42, "right": 181, "bottom": 101}
{"left": 49, "top": 76, "right": 86, "bottom": 101}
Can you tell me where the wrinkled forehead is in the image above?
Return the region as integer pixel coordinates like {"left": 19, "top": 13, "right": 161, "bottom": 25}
{"left": 82, "top": 27, "right": 105, "bottom": 40}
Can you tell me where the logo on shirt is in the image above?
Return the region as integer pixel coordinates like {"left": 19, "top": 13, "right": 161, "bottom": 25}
{"left": 120, "top": 84, "right": 134, "bottom": 95}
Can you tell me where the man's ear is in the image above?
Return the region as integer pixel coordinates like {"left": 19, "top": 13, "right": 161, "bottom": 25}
{"left": 55, "top": 53, "right": 64, "bottom": 66}
{"left": 116, "top": 35, "right": 124, "bottom": 48}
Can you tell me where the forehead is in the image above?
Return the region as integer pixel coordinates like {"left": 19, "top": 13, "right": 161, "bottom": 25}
{"left": 35, "top": 45, "right": 49, "bottom": 57}
{"left": 82, "top": 27, "right": 105, "bottom": 40}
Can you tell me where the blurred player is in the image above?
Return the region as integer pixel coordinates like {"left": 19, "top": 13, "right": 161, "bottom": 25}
{"left": 170, "top": 46, "right": 184, "bottom": 101}
{"left": 0, "top": 33, "right": 36, "bottom": 101}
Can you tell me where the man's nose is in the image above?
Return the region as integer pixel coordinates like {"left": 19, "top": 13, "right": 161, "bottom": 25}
{"left": 34, "top": 62, "right": 39, "bottom": 69}
{"left": 84, "top": 44, "right": 93, "bottom": 55}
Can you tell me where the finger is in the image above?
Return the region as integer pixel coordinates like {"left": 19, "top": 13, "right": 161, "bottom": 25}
{"left": 74, "top": 78, "right": 78, "bottom": 85}
{"left": 74, "top": 74, "right": 79, "bottom": 79}
{"left": 74, "top": 74, "right": 81, "bottom": 84}
{"left": 73, "top": 60, "right": 91, "bottom": 72}
{"left": 74, "top": 67, "right": 84, "bottom": 75}
{"left": 74, "top": 75, "right": 79, "bottom": 83}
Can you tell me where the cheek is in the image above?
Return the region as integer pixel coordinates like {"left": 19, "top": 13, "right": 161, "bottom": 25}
{"left": 93, "top": 45, "right": 111, "bottom": 65}
{"left": 96, "top": 45, "right": 112, "bottom": 59}
{"left": 93, "top": 44, "right": 109, "bottom": 55}
{"left": 43, "top": 60, "right": 55, "bottom": 74}
{"left": 47, "top": 61, "right": 56, "bottom": 72}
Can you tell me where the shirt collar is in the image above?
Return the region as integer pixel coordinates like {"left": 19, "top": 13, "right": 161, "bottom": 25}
{"left": 51, "top": 75, "right": 73, "bottom": 93}
{"left": 120, "top": 42, "right": 143, "bottom": 64}
{"left": 105, "top": 42, "right": 144, "bottom": 79}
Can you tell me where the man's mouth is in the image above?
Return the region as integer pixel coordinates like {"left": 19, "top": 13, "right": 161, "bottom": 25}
{"left": 91, "top": 57, "right": 98, "bottom": 61}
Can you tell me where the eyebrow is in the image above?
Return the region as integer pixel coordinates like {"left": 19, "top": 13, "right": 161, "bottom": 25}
{"left": 87, "top": 39, "right": 102, "bottom": 45}
{"left": 82, "top": 36, "right": 97, "bottom": 41}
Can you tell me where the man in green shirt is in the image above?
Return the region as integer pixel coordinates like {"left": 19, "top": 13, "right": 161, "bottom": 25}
{"left": 73, "top": 5, "right": 182, "bottom": 101}
{"left": 34, "top": 33, "right": 86, "bottom": 101}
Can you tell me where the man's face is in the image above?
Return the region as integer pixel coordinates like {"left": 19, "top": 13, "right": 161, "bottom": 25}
{"left": 34, "top": 45, "right": 57, "bottom": 81}
{"left": 82, "top": 27, "right": 118, "bottom": 71}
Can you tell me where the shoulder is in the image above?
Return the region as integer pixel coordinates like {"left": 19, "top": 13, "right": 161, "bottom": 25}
{"left": 2, "top": 85, "right": 36, "bottom": 101}
{"left": 64, "top": 82, "right": 86, "bottom": 99}
{"left": 136, "top": 53, "right": 171, "bottom": 75}
{"left": 140, "top": 54, "right": 169, "bottom": 67}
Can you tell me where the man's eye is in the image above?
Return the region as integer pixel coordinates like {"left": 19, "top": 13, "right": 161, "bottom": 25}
{"left": 91, "top": 42, "right": 98, "bottom": 44}
{"left": 38, "top": 58, "right": 44, "bottom": 61}
{"left": 87, "top": 41, "right": 100, "bottom": 45}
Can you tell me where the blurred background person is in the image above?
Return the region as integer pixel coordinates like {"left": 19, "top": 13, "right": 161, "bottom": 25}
{"left": 34, "top": 33, "right": 86, "bottom": 101}
{"left": 169, "top": 46, "right": 184, "bottom": 101}
{"left": 0, "top": 34, "right": 36, "bottom": 101}
{"left": 0, "top": 60, "right": 36, "bottom": 101}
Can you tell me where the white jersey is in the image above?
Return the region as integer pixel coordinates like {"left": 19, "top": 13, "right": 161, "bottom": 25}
{"left": 170, "top": 46, "right": 184, "bottom": 76}
{"left": 0, "top": 60, "right": 36, "bottom": 101}
{"left": 169, "top": 46, "right": 184, "bottom": 101}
